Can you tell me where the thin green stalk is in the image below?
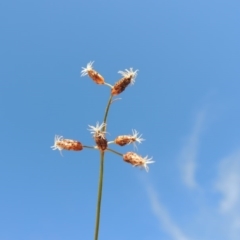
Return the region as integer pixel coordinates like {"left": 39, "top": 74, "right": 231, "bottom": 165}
{"left": 83, "top": 145, "right": 97, "bottom": 150}
{"left": 94, "top": 94, "right": 113, "bottom": 240}
{"left": 103, "top": 95, "right": 113, "bottom": 130}
{"left": 106, "top": 148, "right": 123, "bottom": 157}
{"left": 94, "top": 151, "right": 104, "bottom": 240}
{"left": 103, "top": 82, "right": 113, "bottom": 88}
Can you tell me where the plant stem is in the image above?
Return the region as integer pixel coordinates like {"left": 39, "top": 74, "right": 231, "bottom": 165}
{"left": 106, "top": 148, "right": 123, "bottom": 157}
{"left": 94, "top": 151, "right": 104, "bottom": 240}
{"left": 94, "top": 94, "right": 113, "bottom": 240}
{"left": 83, "top": 145, "right": 97, "bottom": 150}
{"left": 103, "top": 82, "right": 113, "bottom": 88}
{"left": 103, "top": 95, "right": 113, "bottom": 131}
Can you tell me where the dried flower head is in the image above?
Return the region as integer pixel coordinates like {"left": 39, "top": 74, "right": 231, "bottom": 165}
{"left": 123, "top": 152, "right": 154, "bottom": 172}
{"left": 114, "top": 129, "right": 144, "bottom": 147}
{"left": 81, "top": 61, "right": 105, "bottom": 84}
{"left": 88, "top": 122, "right": 108, "bottom": 151}
{"left": 111, "top": 68, "right": 138, "bottom": 95}
{"left": 94, "top": 135, "right": 108, "bottom": 152}
{"left": 51, "top": 135, "right": 83, "bottom": 152}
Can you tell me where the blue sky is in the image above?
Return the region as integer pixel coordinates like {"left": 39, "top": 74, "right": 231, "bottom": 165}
{"left": 0, "top": 0, "right": 240, "bottom": 239}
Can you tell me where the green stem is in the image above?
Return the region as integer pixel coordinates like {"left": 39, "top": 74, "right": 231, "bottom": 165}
{"left": 94, "top": 94, "right": 113, "bottom": 240}
{"left": 83, "top": 145, "right": 97, "bottom": 150}
{"left": 106, "top": 148, "right": 123, "bottom": 157}
{"left": 103, "top": 95, "right": 113, "bottom": 131}
{"left": 103, "top": 82, "right": 113, "bottom": 89}
{"left": 94, "top": 151, "right": 104, "bottom": 240}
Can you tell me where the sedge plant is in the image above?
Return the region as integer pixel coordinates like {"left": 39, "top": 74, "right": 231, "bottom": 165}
{"left": 51, "top": 61, "right": 154, "bottom": 240}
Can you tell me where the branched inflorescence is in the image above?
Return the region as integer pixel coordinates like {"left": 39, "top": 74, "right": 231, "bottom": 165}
{"left": 51, "top": 61, "right": 154, "bottom": 172}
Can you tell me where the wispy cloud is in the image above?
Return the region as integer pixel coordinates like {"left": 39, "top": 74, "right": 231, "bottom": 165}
{"left": 146, "top": 185, "right": 191, "bottom": 240}
{"left": 179, "top": 110, "right": 206, "bottom": 189}
{"left": 215, "top": 151, "right": 240, "bottom": 239}
{"left": 216, "top": 152, "right": 240, "bottom": 213}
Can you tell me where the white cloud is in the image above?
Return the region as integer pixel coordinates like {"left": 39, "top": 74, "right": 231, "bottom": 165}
{"left": 179, "top": 110, "right": 206, "bottom": 189}
{"left": 215, "top": 151, "right": 240, "bottom": 239}
{"left": 143, "top": 106, "right": 240, "bottom": 239}
{"left": 146, "top": 186, "right": 191, "bottom": 240}
{"left": 216, "top": 152, "right": 240, "bottom": 213}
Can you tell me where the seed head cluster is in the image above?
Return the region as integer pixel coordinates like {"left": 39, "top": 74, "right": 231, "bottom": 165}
{"left": 51, "top": 61, "right": 154, "bottom": 172}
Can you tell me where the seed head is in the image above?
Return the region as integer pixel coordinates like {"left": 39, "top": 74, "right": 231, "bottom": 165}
{"left": 81, "top": 61, "right": 105, "bottom": 84}
{"left": 51, "top": 135, "right": 83, "bottom": 152}
{"left": 111, "top": 68, "right": 138, "bottom": 95}
{"left": 123, "top": 152, "right": 154, "bottom": 172}
{"left": 94, "top": 135, "right": 108, "bottom": 152}
{"left": 114, "top": 129, "right": 144, "bottom": 147}
{"left": 88, "top": 122, "right": 108, "bottom": 151}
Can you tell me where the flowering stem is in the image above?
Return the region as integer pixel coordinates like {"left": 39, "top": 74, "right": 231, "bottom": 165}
{"left": 94, "top": 94, "right": 113, "bottom": 240}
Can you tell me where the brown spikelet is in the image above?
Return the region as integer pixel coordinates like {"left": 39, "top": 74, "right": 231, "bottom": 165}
{"left": 123, "top": 152, "right": 154, "bottom": 172}
{"left": 88, "top": 69, "right": 105, "bottom": 84}
{"left": 81, "top": 61, "right": 105, "bottom": 84}
{"left": 114, "top": 135, "right": 135, "bottom": 146}
{"left": 95, "top": 136, "right": 108, "bottom": 151}
{"left": 111, "top": 77, "right": 131, "bottom": 96}
{"left": 52, "top": 136, "right": 83, "bottom": 151}
{"left": 123, "top": 152, "right": 143, "bottom": 166}
{"left": 114, "top": 130, "right": 144, "bottom": 146}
